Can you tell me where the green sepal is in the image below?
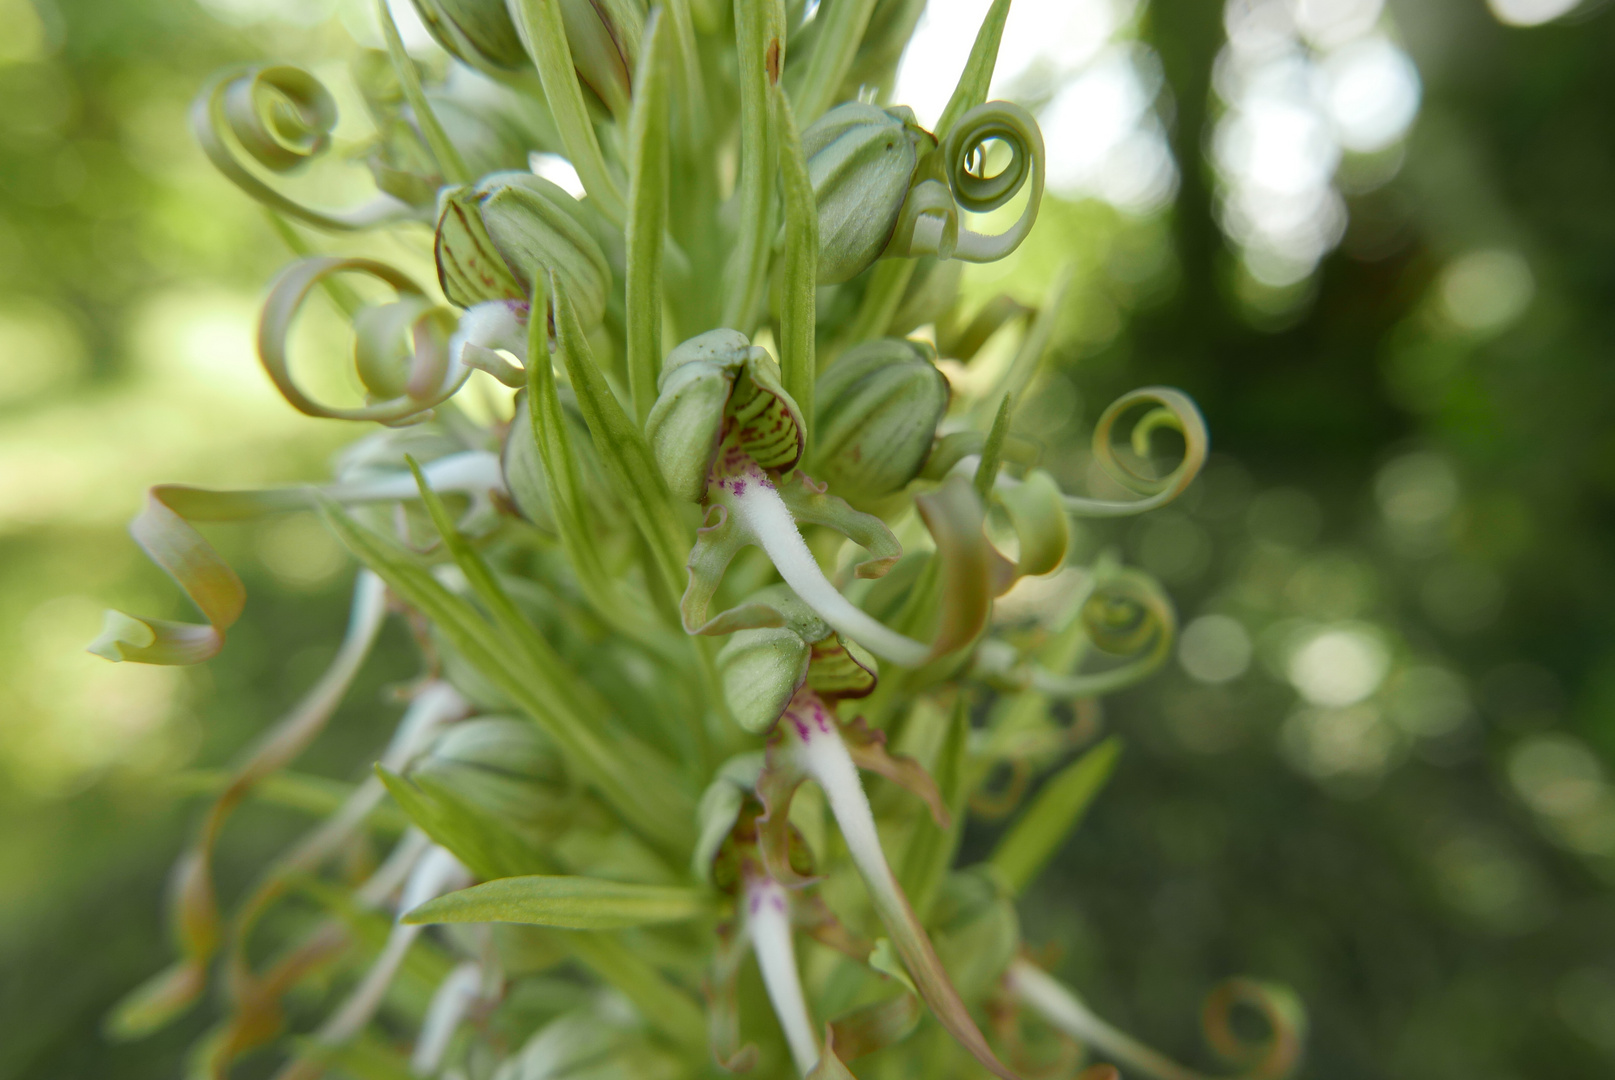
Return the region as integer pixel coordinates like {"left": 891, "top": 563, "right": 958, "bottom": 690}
{"left": 691, "top": 753, "right": 765, "bottom": 885}
{"left": 717, "top": 627, "right": 811, "bottom": 734}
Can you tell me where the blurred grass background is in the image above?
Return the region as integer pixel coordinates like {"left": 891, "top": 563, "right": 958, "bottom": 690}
{"left": 2, "top": 0, "right": 1614, "bottom": 1076}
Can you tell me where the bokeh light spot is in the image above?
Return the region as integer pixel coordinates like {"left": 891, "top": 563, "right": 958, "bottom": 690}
{"left": 1288, "top": 625, "right": 1389, "bottom": 705}
{"left": 1179, "top": 614, "right": 1253, "bottom": 684}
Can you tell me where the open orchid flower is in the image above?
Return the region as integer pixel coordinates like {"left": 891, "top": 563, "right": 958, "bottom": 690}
{"left": 757, "top": 686, "right": 1018, "bottom": 1080}
{"left": 645, "top": 329, "right": 937, "bottom": 668}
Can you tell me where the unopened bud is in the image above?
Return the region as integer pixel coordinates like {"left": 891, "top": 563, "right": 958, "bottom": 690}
{"left": 802, "top": 102, "right": 931, "bottom": 284}
{"left": 435, "top": 172, "right": 610, "bottom": 331}
{"left": 645, "top": 329, "right": 805, "bottom": 501}
{"left": 812, "top": 338, "right": 949, "bottom": 505}
{"left": 409, "top": 0, "right": 528, "bottom": 72}
{"left": 560, "top": 0, "right": 636, "bottom": 117}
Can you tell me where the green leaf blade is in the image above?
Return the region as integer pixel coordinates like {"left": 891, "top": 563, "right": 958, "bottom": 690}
{"left": 403, "top": 875, "right": 710, "bottom": 930}
{"left": 989, "top": 737, "right": 1121, "bottom": 896}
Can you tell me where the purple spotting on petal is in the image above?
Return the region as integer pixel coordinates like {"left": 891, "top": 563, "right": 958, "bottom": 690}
{"left": 791, "top": 716, "right": 811, "bottom": 740}
{"left": 732, "top": 479, "right": 746, "bottom": 496}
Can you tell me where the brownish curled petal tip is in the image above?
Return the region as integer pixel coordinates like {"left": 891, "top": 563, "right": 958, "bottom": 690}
{"left": 1078, "top": 1066, "right": 1121, "bottom": 1080}
{"left": 806, "top": 1026, "right": 858, "bottom": 1079}
{"left": 1202, "top": 978, "right": 1306, "bottom": 1080}
{"left": 766, "top": 37, "right": 781, "bottom": 85}
{"left": 914, "top": 477, "right": 994, "bottom": 660}
{"left": 841, "top": 717, "right": 951, "bottom": 830}
{"left": 828, "top": 992, "right": 923, "bottom": 1062}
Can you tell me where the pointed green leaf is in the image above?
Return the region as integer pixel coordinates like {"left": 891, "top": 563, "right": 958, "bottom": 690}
{"left": 789, "top": 0, "right": 879, "bottom": 124}
{"left": 989, "top": 737, "right": 1121, "bottom": 896}
{"left": 898, "top": 699, "right": 970, "bottom": 920}
{"left": 403, "top": 874, "right": 710, "bottom": 930}
{"left": 626, "top": 10, "right": 673, "bottom": 421}
{"left": 973, "top": 392, "right": 1013, "bottom": 501}
{"left": 776, "top": 83, "right": 818, "bottom": 446}
{"left": 323, "top": 503, "right": 694, "bottom": 856}
{"left": 934, "top": 0, "right": 1012, "bottom": 140}
{"left": 722, "top": 0, "right": 785, "bottom": 331}
{"left": 377, "top": 767, "right": 552, "bottom": 881}
{"left": 507, "top": 0, "right": 625, "bottom": 221}
{"left": 548, "top": 273, "right": 689, "bottom": 595}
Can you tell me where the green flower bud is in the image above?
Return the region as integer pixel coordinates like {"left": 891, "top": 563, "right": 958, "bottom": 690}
{"left": 435, "top": 172, "right": 610, "bottom": 331}
{"left": 802, "top": 102, "right": 932, "bottom": 284}
{"left": 408, "top": 0, "right": 528, "bottom": 72}
{"left": 812, "top": 338, "right": 949, "bottom": 504}
{"left": 501, "top": 390, "right": 626, "bottom": 535}
{"left": 645, "top": 329, "right": 805, "bottom": 501}
{"left": 560, "top": 0, "right": 637, "bottom": 118}
{"left": 354, "top": 55, "right": 549, "bottom": 206}
{"left": 408, "top": 717, "right": 571, "bottom": 838}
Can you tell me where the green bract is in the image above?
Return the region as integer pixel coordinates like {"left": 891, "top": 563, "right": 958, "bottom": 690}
{"left": 435, "top": 171, "right": 611, "bottom": 328}
{"left": 95, "top": 2, "right": 1301, "bottom": 1078}
{"left": 813, "top": 337, "right": 950, "bottom": 505}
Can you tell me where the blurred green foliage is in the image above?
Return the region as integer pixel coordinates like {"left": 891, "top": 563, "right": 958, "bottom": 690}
{"left": 2, "top": 0, "right": 1613, "bottom": 1077}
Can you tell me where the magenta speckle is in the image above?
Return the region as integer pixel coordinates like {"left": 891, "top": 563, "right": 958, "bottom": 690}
{"left": 770, "top": 893, "right": 786, "bottom": 913}
{"left": 731, "top": 479, "right": 746, "bottom": 496}
{"left": 790, "top": 716, "right": 810, "bottom": 740}
{"left": 748, "top": 892, "right": 763, "bottom": 914}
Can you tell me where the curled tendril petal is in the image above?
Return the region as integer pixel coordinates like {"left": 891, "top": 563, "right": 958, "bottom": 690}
{"left": 259, "top": 257, "right": 473, "bottom": 425}
{"left": 1060, "top": 387, "right": 1209, "bottom": 518}
{"left": 1201, "top": 979, "right": 1307, "bottom": 1080}
{"left": 191, "top": 66, "right": 416, "bottom": 231}
{"left": 1007, "top": 960, "right": 1306, "bottom": 1080}
{"left": 1029, "top": 567, "right": 1176, "bottom": 699}
{"left": 993, "top": 469, "right": 1071, "bottom": 581}
{"left": 885, "top": 101, "right": 1044, "bottom": 266}
{"left": 87, "top": 488, "right": 248, "bottom": 666}
{"left": 840, "top": 716, "right": 950, "bottom": 829}
{"left": 87, "top": 455, "right": 501, "bottom": 669}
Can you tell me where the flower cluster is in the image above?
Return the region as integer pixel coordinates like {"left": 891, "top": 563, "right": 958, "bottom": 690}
{"left": 94, "top": 1, "right": 1303, "bottom": 1078}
